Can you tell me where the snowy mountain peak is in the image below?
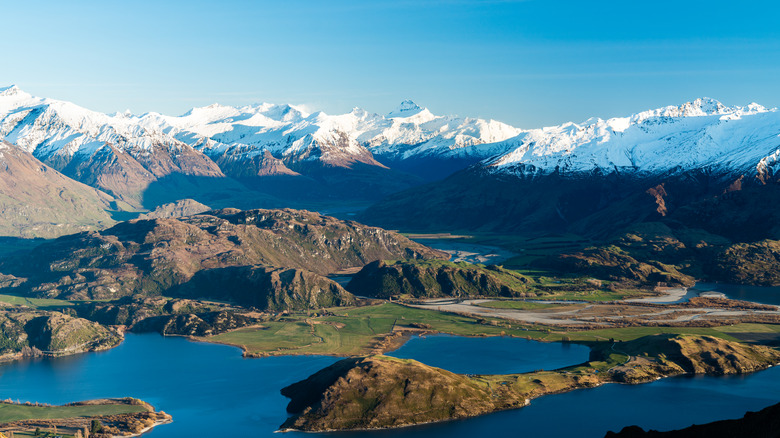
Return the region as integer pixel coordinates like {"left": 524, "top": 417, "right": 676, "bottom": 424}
{"left": 680, "top": 97, "right": 726, "bottom": 116}
{"left": 388, "top": 100, "right": 424, "bottom": 118}
{"left": 746, "top": 102, "right": 770, "bottom": 113}
{"left": 0, "top": 85, "right": 21, "bottom": 96}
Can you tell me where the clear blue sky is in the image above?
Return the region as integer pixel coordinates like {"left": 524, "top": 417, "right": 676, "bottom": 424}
{"left": 3, "top": 0, "right": 780, "bottom": 127}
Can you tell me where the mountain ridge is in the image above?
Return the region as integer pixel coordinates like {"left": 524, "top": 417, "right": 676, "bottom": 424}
{"left": 4, "top": 87, "right": 774, "bottom": 185}
{"left": 3, "top": 87, "right": 780, "bottom": 239}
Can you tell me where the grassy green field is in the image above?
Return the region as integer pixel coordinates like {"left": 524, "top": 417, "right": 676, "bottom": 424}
{"left": 11, "top": 431, "right": 74, "bottom": 438}
{"left": 0, "top": 294, "right": 75, "bottom": 310}
{"left": 206, "top": 303, "right": 551, "bottom": 356}
{"left": 536, "top": 289, "right": 648, "bottom": 302}
{"left": 541, "top": 323, "right": 780, "bottom": 343}
{"left": 0, "top": 402, "right": 145, "bottom": 423}
{"left": 475, "top": 300, "right": 558, "bottom": 310}
{"left": 204, "top": 301, "right": 780, "bottom": 357}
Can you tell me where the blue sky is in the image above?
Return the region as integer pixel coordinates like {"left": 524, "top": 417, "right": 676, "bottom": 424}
{"left": 3, "top": 0, "right": 780, "bottom": 127}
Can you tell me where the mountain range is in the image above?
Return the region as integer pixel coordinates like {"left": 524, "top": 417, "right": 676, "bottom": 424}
{"left": 1, "top": 85, "right": 779, "bottom": 239}
{"left": 0, "top": 86, "right": 520, "bottom": 210}
{"left": 361, "top": 98, "right": 780, "bottom": 236}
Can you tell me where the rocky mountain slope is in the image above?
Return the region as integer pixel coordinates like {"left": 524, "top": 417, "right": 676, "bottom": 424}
{"left": 536, "top": 187, "right": 780, "bottom": 288}
{"left": 0, "top": 140, "right": 117, "bottom": 238}
{"left": 0, "top": 86, "right": 240, "bottom": 208}
{"left": 0, "top": 208, "right": 447, "bottom": 301}
{"left": 4, "top": 86, "right": 780, "bottom": 249}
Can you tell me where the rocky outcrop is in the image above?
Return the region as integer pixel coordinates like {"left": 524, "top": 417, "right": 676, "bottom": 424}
{"left": 537, "top": 219, "right": 780, "bottom": 288}
{"left": 603, "top": 335, "right": 780, "bottom": 384}
{"left": 75, "top": 296, "right": 267, "bottom": 336}
{"left": 347, "top": 260, "right": 533, "bottom": 299}
{"left": 540, "top": 245, "right": 696, "bottom": 288}
{"left": 74, "top": 296, "right": 212, "bottom": 327}
{"left": 711, "top": 239, "right": 780, "bottom": 286}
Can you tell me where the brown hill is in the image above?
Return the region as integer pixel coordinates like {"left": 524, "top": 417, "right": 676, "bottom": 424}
{"left": 0, "top": 141, "right": 116, "bottom": 238}
{"left": 0, "top": 309, "right": 121, "bottom": 361}
{"left": 280, "top": 356, "right": 524, "bottom": 431}
{"left": 0, "top": 208, "right": 447, "bottom": 300}
{"left": 347, "top": 260, "right": 533, "bottom": 299}
{"left": 172, "top": 265, "right": 356, "bottom": 310}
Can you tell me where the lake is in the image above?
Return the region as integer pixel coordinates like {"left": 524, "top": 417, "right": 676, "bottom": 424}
{"left": 0, "top": 334, "right": 778, "bottom": 437}
{"left": 0, "top": 334, "right": 337, "bottom": 437}
{"left": 387, "top": 334, "right": 590, "bottom": 374}
{"left": 694, "top": 282, "right": 780, "bottom": 306}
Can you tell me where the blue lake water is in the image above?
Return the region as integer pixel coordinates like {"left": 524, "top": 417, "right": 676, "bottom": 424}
{"left": 328, "top": 367, "right": 780, "bottom": 438}
{"left": 695, "top": 282, "right": 780, "bottom": 306}
{"left": 387, "top": 334, "right": 590, "bottom": 374}
{"left": 0, "top": 334, "right": 338, "bottom": 437}
{"left": 0, "top": 333, "right": 778, "bottom": 437}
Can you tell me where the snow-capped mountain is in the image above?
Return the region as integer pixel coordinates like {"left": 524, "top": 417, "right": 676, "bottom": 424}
{"left": 0, "top": 85, "right": 227, "bottom": 205}
{"left": 156, "top": 97, "right": 521, "bottom": 167}
{"left": 0, "top": 85, "right": 523, "bottom": 203}
{"left": 0, "top": 85, "right": 520, "bottom": 167}
{"left": 4, "top": 84, "right": 780, "bottom": 223}
{"left": 361, "top": 98, "right": 780, "bottom": 236}
{"left": 484, "top": 98, "right": 779, "bottom": 179}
